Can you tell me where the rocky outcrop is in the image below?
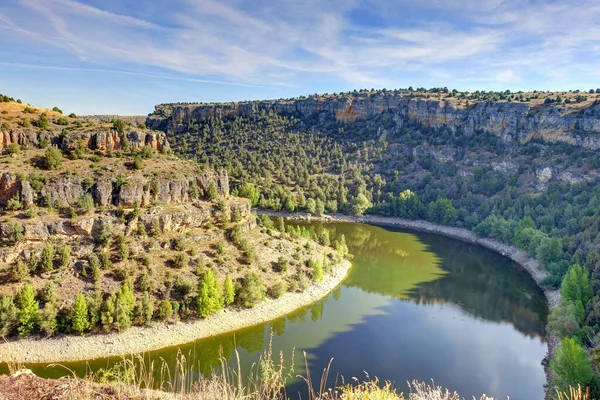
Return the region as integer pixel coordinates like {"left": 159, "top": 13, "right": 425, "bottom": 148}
{"left": 0, "top": 200, "right": 251, "bottom": 242}
{"left": 61, "top": 129, "right": 169, "bottom": 153}
{"left": 0, "top": 126, "right": 168, "bottom": 152}
{"left": 147, "top": 94, "right": 600, "bottom": 150}
{"left": 0, "top": 169, "right": 229, "bottom": 208}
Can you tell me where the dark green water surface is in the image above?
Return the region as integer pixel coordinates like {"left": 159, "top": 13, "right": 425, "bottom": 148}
{"left": 13, "top": 222, "right": 548, "bottom": 399}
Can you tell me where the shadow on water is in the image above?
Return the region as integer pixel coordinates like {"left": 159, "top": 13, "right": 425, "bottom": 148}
{"left": 6, "top": 221, "right": 548, "bottom": 399}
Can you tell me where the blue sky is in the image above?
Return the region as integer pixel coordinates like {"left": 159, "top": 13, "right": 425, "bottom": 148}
{"left": 1, "top": 0, "right": 599, "bottom": 115}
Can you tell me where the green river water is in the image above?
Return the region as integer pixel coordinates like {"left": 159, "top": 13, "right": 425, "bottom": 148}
{"left": 8, "top": 221, "right": 548, "bottom": 399}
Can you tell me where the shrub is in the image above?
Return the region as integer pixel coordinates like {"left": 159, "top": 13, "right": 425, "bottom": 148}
{"left": 78, "top": 193, "right": 95, "bottom": 214}
{"left": 268, "top": 280, "right": 288, "bottom": 299}
{"left": 43, "top": 146, "right": 63, "bottom": 170}
{"left": 207, "top": 181, "right": 218, "bottom": 200}
{"left": 70, "top": 294, "right": 90, "bottom": 334}
{"left": 236, "top": 273, "right": 266, "bottom": 308}
{"left": 6, "top": 142, "right": 19, "bottom": 155}
{"left": 156, "top": 300, "right": 173, "bottom": 321}
{"left": 172, "top": 253, "right": 188, "bottom": 269}
{"left": 5, "top": 197, "right": 23, "bottom": 211}
{"left": 52, "top": 106, "right": 63, "bottom": 114}
{"left": 5, "top": 222, "right": 24, "bottom": 244}
{"left": 273, "top": 257, "right": 289, "bottom": 273}
{"left": 174, "top": 275, "right": 194, "bottom": 297}
{"left": 11, "top": 260, "right": 29, "bottom": 282}
{"left": 134, "top": 294, "right": 154, "bottom": 326}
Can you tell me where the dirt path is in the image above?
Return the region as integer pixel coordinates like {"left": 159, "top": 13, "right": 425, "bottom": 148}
{"left": 0, "top": 261, "right": 351, "bottom": 364}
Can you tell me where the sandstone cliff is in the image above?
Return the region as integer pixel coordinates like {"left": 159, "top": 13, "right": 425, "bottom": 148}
{"left": 147, "top": 93, "right": 600, "bottom": 150}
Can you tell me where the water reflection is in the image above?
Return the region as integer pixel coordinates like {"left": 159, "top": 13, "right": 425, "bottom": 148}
{"left": 16, "top": 222, "right": 547, "bottom": 399}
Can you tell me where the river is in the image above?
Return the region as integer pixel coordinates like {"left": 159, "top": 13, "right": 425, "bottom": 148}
{"left": 15, "top": 221, "right": 548, "bottom": 399}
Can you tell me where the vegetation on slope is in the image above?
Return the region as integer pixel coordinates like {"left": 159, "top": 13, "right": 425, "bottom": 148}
{"left": 157, "top": 88, "right": 600, "bottom": 395}
{"left": 0, "top": 96, "right": 347, "bottom": 341}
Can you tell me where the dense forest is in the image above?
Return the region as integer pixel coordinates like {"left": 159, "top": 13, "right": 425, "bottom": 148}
{"left": 156, "top": 89, "right": 600, "bottom": 394}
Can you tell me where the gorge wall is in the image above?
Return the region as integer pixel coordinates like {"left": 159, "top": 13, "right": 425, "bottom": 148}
{"left": 147, "top": 93, "right": 600, "bottom": 150}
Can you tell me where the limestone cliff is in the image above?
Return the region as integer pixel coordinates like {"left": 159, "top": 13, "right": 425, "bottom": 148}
{"left": 0, "top": 169, "right": 229, "bottom": 208}
{"left": 147, "top": 93, "right": 600, "bottom": 150}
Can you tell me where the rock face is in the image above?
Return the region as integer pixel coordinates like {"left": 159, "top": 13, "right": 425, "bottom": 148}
{"left": 0, "top": 200, "right": 252, "bottom": 242}
{"left": 147, "top": 94, "right": 600, "bottom": 150}
{"left": 0, "top": 126, "right": 169, "bottom": 152}
{"left": 0, "top": 170, "right": 229, "bottom": 208}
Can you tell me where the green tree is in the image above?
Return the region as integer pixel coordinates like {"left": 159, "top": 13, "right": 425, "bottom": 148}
{"left": 561, "top": 264, "right": 593, "bottom": 309}
{"left": 551, "top": 338, "right": 595, "bottom": 392}
{"left": 57, "top": 245, "right": 71, "bottom": 268}
{"left": 207, "top": 181, "right": 218, "bottom": 200}
{"left": 197, "top": 269, "right": 223, "bottom": 318}
{"left": 223, "top": 275, "right": 235, "bottom": 306}
{"left": 16, "top": 283, "right": 39, "bottom": 337}
{"left": 349, "top": 194, "right": 372, "bottom": 216}
{"left": 71, "top": 294, "right": 90, "bottom": 334}
{"left": 115, "top": 280, "right": 135, "bottom": 329}
{"left": 306, "top": 198, "right": 316, "bottom": 214}
{"left": 43, "top": 146, "right": 63, "bottom": 170}
{"left": 311, "top": 259, "right": 324, "bottom": 283}
{"left": 39, "top": 244, "right": 55, "bottom": 273}
{"left": 236, "top": 273, "right": 266, "bottom": 308}
{"left": 39, "top": 302, "right": 58, "bottom": 337}
{"left": 549, "top": 301, "right": 581, "bottom": 338}
{"left": 428, "top": 198, "right": 458, "bottom": 225}
{"left": 0, "top": 296, "right": 18, "bottom": 337}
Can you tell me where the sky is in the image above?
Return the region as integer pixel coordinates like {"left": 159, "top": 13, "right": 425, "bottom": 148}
{"left": 0, "top": 0, "right": 599, "bottom": 115}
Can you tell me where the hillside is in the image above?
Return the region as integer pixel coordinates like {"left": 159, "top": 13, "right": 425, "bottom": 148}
{"left": 0, "top": 95, "right": 346, "bottom": 342}
{"left": 148, "top": 88, "right": 600, "bottom": 396}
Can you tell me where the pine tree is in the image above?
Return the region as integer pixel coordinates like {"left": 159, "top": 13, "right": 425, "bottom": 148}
{"left": 115, "top": 280, "right": 135, "bottom": 329}
{"left": 223, "top": 275, "right": 235, "bottom": 306}
{"left": 40, "top": 244, "right": 55, "bottom": 273}
{"left": 207, "top": 181, "right": 218, "bottom": 200}
{"left": 71, "top": 294, "right": 90, "bottom": 334}
{"left": 551, "top": 338, "right": 595, "bottom": 392}
{"left": 311, "top": 259, "right": 324, "bottom": 283}
{"left": 197, "top": 269, "right": 223, "bottom": 318}
{"left": 39, "top": 302, "right": 58, "bottom": 337}
{"left": 16, "top": 283, "right": 39, "bottom": 337}
{"left": 0, "top": 296, "right": 18, "bottom": 337}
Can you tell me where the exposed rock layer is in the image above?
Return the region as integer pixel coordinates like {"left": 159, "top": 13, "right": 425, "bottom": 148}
{"left": 147, "top": 95, "right": 600, "bottom": 149}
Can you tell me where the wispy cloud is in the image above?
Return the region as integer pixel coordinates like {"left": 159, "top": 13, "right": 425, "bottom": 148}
{"left": 0, "top": 0, "right": 599, "bottom": 106}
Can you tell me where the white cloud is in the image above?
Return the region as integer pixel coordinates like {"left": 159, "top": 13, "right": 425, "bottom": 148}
{"left": 0, "top": 0, "right": 599, "bottom": 90}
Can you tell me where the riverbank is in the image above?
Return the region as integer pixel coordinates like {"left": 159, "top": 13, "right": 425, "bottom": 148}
{"left": 0, "top": 260, "right": 351, "bottom": 364}
{"left": 259, "top": 210, "right": 560, "bottom": 397}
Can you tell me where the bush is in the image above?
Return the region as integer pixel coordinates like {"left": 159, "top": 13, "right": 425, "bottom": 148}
{"left": 6, "top": 142, "right": 19, "bottom": 155}
{"left": 11, "top": 260, "right": 29, "bottom": 282}
{"left": 172, "top": 253, "right": 188, "bottom": 269}
{"left": 156, "top": 300, "right": 173, "bottom": 321}
{"left": 5, "top": 222, "right": 24, "bottom": 244}
{"left": 236, "top": 273, "right": 266, "bottom": 308}
{"left": 310, "top": 259, "right": 324, "bottom": 283}
{"left": 268, "top": 280, "right": 288, "bottom": 299}
{"left": 43, "top": 147, "right": 63, "bottom": 170}
{"left": 5, "top": 197, "right": 23, "bottom": 211}
{"left": 52, "top": 106, "right": 63, "bottom": 114}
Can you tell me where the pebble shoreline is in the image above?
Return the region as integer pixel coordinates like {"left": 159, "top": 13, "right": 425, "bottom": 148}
{"left": 0, "top": 260, "right": 351, "bottom": 364}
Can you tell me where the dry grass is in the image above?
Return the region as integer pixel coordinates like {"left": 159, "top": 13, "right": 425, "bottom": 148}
{"left": 557, "top": 385, "right": 590, "bottom": 400}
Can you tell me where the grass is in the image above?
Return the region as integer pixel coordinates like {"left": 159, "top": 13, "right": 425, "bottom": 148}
{"left": 2, "top": 334, "right": 589, "bottom": 400}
